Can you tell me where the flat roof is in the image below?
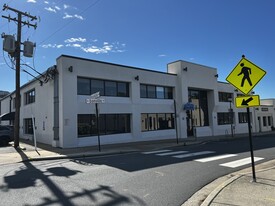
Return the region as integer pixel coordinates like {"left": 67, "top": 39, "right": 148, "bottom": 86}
{"left": 58, "top": 54, "right": 177, "bottom": 76}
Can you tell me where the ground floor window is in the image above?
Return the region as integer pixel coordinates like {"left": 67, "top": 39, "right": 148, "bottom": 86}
{"left": 78, "top": 114, "right": 131, "bottom": 137}
{"left": 24, "top": 118, "right": 35, "bottom": 134}
{"left": 238, "top": 112, "right": 252, "bottom": 123}
{"left": 141, "top": 113, "right": 174, "bottom": 132}
{"left": 217, "top": 112, "right": 234, "bottom": 125}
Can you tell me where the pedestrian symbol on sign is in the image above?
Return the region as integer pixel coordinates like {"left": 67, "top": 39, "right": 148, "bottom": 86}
{"left": 238, "top": 63, "right": 252, "bottom": 87}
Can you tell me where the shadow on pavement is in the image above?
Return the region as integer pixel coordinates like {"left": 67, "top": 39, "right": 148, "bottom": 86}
{"left": 0, "top": 148, "right": 145, "bottom": 206}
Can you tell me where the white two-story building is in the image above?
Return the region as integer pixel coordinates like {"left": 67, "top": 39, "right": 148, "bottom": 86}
{"left": 0, "top": 55, "right": 274, "bottom": 148}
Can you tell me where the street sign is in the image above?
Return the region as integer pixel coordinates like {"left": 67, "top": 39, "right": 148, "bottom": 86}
{"left": 235, "top": 95, "right": 260, "bottom": 108}
{"left": 91, "top": 92, "right": 100, "bottom": 99}
{"left": 226, "top": 57, "right": 266, "bottom": 95}
{"left": 86, "top": 98, "right": 105, "bottom": 104}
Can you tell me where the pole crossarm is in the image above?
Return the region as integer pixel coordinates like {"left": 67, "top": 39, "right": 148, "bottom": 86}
{"left": 3, "top": 4, "right": 37, "bottom": 20}
{"left": 2, "top": 15, "right": 37, "bottom": 28}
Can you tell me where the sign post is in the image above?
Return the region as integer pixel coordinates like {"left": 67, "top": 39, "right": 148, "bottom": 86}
{"left": 86, "top": 92, "right": 105, "bottom": 152}
{"left": 226, "top": 55, "right": 266, "bottom": 182}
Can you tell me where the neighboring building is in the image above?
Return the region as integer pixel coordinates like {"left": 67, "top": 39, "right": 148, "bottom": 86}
{"left": 0, "top": 55, "right": 274, "bottom": 148}
{"left": 0, "top": 90, "right": 9, "bottom": 98}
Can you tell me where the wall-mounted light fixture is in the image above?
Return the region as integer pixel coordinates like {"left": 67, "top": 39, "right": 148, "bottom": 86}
{"left": 134, "top": 75, "right": 139, "bottom": 81}
{"left": 68, "top": 66, "right": 73, "bottom": 72}
{"left": 183, "top": 67, "right": 187, "bottom": 71}
{"left": 214, "top": 74, "right": 218, "bottom": 78}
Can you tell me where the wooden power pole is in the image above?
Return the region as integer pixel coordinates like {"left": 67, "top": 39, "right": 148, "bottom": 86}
{"left": 2, "top": 4, "right": 37, "bottom": 148}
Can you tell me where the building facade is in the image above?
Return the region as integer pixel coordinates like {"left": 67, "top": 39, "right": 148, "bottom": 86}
{"left": 0, "top": 55, "right": 274, "bottom": 148}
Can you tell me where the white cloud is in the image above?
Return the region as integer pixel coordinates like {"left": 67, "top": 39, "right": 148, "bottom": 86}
{"left": 44, "top": 1, "right": 49, "bottom": 4}
{"left": 55, "top": 6, "right": 61, "bottom": 11}
{"left": 27, "top": 0, "right": 36, "bottom": 3}
{"left": 45, "top": 7, "right": 56, "bottom": 13}
{"left": 63, "top": 13, "right": 73, "bottom": 19}
{"left": 64, "top": 37, "right": 86, "bottom": 43}
{"left": 158, "top": 54, "right": 166, "bottom": 57}
{"left": 74, "top": 14, "right": 84, "bottom": 20}
{"left": 41, "top": 44, "right": 63, "bottom": 48}
{"left": 41, "top": 39, "right": 126, "bottom": 54}
{"left": 64, "top": 4, "right": 70, "bottom": 9}
{"left": 63, "top": 13, "right": 84, "bottom": 20}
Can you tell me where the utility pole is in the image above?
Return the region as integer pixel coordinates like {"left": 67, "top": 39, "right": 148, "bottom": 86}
{"left": 2, "top": 4, "right": 37, "bottom": 148}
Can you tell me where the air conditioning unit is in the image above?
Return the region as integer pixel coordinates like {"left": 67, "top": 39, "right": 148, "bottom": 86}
{"left": 23, "top": 41, "right": 35, "bottom": 57}
{"left": 3, "top": 35, "right": 15, "bottom": 53}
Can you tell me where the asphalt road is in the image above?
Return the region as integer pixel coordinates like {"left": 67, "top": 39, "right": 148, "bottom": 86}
{"left": 0, "top": 135, "right": 275, "bottom": 206}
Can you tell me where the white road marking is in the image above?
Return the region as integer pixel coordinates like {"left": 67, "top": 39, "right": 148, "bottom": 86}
{"left": 156, "top": 151, "right": 188, "bottom": 156}
{"left": 195, "top": 154, "right": 238, "bottom": 163}
{"left": 142, "top": 150, "right": 171, "bottom": 154}
{"left": 220, "top": 157, "right": 264, "bottom": 168}
{"left": 173, "top": 151, "right": 215, "bottom": 159}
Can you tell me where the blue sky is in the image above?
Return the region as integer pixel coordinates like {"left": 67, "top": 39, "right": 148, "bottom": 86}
{"left": 0, "top": 0, "right": 274, "bottom": 99}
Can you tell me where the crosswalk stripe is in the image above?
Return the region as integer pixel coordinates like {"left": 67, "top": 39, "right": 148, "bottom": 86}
{"left": 173, "top": 151, "right": 215, "bottom": 159}
{"left": 220, "top": 157, "right": 264, "bottom": 168}
{"left": 195, "top": 154, "right": 238, "bottom": 163}
{"left": 142, "top": 150, "right": 171, "bottom": 154}
{"left": 156, "top": 151, "right": 188, "bottom": 156}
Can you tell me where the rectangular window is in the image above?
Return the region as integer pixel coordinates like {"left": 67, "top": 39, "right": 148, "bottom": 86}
{"left": 77, "top": 78, "right": 90, "bottom": 95}
{"left": 91, "top": 79, "right": 104, "bottom": 96}
{"left": 218, "top": 92, "right": 233, "bottom": 102}
{"left": 77, "top": 77, "right": 129, "bottom": 97}
{"left": 117, "top": 82, "right": 129, "bottom": 97}
{"left": 189, "top": 89, "right": 209, "bottom": 126}
{"left": 140, "top": 84, "right": 173, "bottom": 99}
{"left": 156, "top": 86, "right": 164, "bottom": 99}
{"left": 217, "top": 112, "right": 233, "bottom": 125}
{"left": 105, "top": 81, "right": 117, "bottom": 96}
{"left": 164, "top": 87, "right": 173, "bottom": 99}
{"left": 25, "top": 89, "right": 35, "bottom": 105}
{"left": 268, "top": 116, "right": 272, "bottom": 126}
{"left": 147, "top": 85, "right": 156, "bottom": 98}
{"left": 141, "top": 113, "right": 175, "bottom": 132}
{"left": 263, "top": 116, "right": 267, "bottom": 126}
{"left": 78, "top": 114, "right": 131, "bottom": 137}
{"left": 140, "top": 85, "right": 147, "bottom": 98}
{"left": 238, "top": 112, "right": 252, "bottom": 123}
{"left": 24, "top": 118, "right": 35, "bottom": 134}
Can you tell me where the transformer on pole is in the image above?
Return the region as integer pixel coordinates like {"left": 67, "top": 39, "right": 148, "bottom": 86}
{"left": 2, "top": 4, "right": 38, "bottom": 148}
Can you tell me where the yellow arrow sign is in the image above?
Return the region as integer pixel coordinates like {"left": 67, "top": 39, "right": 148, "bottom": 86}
{"left": 226, "top": 57, "right": 266, "bottom": 95}
{"left": 235, "top": 95, "right": 260, "bottom": 108}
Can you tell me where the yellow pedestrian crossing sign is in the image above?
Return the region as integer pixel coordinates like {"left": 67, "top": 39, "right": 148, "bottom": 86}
{"left": 235, "top": 95, "right": 260, "bottom": 108}
{"left": 226, "top": 57, "right": 266, "bottom": 95}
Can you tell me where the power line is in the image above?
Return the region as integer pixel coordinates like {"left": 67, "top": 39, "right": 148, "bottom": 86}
{"left": 39, "top": 0, "right": 102, "bottom": 45}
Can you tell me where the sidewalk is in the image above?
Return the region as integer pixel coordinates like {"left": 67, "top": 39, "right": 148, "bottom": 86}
{"left": 1, "top": 132, "right": 275, "bottom": 206}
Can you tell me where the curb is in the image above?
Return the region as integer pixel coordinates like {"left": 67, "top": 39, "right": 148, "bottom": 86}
{"left": 200, "top": 174, "right": 242, "bottom": 206}
{"left": 24, "top": 149, "right": 139, "bottom": 162}
{"left": 199, "top": 159, "right": 275, "bottom": 206}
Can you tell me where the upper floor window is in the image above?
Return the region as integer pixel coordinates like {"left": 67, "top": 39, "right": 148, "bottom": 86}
{"left": 25, "top": 89, "right": 35, "bottom": 105}
{"left": 140, "top": 84, "right": 173, "bottom": 99}
{"left": 77, "top": 77, "right": 129, "bottom": 97}
{"left": 218, "top": 92, "right": 233, "bottom": 102}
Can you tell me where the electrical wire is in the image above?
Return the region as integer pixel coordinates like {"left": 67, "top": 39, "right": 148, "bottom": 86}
{"left": 2, "top": 50, "right": 15, "bottom": 71}
{"left": 39, "top": 0, "right": 102, "bottom": 45}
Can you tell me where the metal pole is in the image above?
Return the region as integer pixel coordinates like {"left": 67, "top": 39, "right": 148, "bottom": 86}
{"left": 174, "top": 100, "right": 179, "bottom": 144}
{"left": 95, "top": 103, "right": 101, "bottom": 152}
{"left": 230, "top": 101, "right": 234, "bottom": 137}
{"left": 247, "top": 107, "right": 256, "bottom": 182}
